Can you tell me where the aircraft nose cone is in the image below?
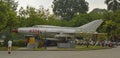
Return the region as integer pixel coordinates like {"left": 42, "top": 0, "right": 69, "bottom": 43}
{"left": 12, "top": 29, "right": 18, "bottom": 33}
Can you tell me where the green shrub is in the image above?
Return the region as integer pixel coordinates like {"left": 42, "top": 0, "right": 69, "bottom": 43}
{"left": 97, "top": 34, "right": 107, "bottom": 41}
{"left": 13, "top": 40, "right": 26, "bottom": 47}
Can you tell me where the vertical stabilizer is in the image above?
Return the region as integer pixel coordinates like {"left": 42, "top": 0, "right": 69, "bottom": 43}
{"left": 77, "top": 19, "right": 103, "bottom": 33}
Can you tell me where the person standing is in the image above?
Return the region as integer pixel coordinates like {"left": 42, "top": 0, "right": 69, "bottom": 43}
{"left": 8, "top": 40, "right": 12, "bottom": 54}
{"left": 25, "top": 37, "right": 29, "bottom": 45}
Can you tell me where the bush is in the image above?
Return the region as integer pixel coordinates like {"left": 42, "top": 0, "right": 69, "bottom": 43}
{"left": 13, "top": 40, "right": 26, "bottom": 47}
{"left": 97, "top": 34, "right": 107, "bottom": 41}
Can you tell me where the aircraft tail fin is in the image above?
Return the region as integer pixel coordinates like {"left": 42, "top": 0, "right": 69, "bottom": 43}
{"left": 77, "top": 19, "right": 103, "bottom": 33}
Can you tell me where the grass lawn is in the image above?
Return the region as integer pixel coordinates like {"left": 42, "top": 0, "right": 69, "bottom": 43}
{"left": 0, "top": 46, "right": 46, "bottom": 51}
{"left": 56, "top": 45, "right": 110, "bottom": 51}
{"left": 0, "top": 45, "right": 110, "bottom": 51}
{"left": 16, "top": 47, "right": 46, "bottom": 51}
{"left": 75, "top": 45, "right": 110, "bottom": 51}
{"left": 0, "top": 46, "right": 19, "bottom": 51}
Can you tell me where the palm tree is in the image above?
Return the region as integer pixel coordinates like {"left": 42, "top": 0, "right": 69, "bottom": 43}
{"left": 105, "top": 0, "right": 120, "bottom": 12}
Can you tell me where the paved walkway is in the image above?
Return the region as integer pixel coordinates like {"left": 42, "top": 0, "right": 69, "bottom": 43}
{"left": 0, "top": 46, "right": 120, "bottom": 58}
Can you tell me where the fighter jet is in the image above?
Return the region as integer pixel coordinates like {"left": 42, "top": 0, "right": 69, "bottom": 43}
{"left": 12, "top": 19, "right": 103, "bottom": 36}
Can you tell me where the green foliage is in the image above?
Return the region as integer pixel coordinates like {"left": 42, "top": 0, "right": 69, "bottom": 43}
{"left": 100, "top": 10, "right": 120, "bottom": 39}
{"left": 97, "top": 34, "right": 107, "bottom": 41}
{"left": 111, "top": 10, "right": 120, "bottom": 23}
{"left": 13, "top": 40, "right": 26, "bottom": 47}
{"left": 0, "top": 0, "right": 18, "bottom": 31}
{"left": 105, "top": 0, "right": 120, "bottom": 12}
{"left": 0, "top": 0, "right": 18, "bottom": 46}
{"left": 103, "top": 11, "right": 120, "bottom": 39}
{"left": 52, "top": 0, "right": 89, "bottom": 20}
{"left": 18, "top": 6, "right": 49, "bottom": 27}
{"left": 0, "top": 2, "right": 9, "bottom": 31}
{"left": 89, "top": 8, "right": 107, "bottom": 20}
{"left": 90, "top": 8, "right": 107, "bottom": 14}
{"left": 70, "top": 14, "right": 97, "bottom": 27}
{"left": 2, "top": 0, "right": 18, "bottom": 11}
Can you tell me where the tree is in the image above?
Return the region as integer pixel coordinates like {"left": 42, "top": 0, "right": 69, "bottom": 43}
{"left": 105, "top": 0, "right": 120, "bottom": 12}
{"left": 102, "top": 20, "right": 117, "bottom": 40}
{"left": 52, "top": 0, "right": 89, "bottom": 20}
{"left": 101, "top": 10, "right": 120, "bottom": 41}
{"left": 89, "top": 8, "right": 107, "bottom": 14}
{"left": 69, "top": 14, "right": 95, "bottom": 27}
{"left": 0, "top": 0, "right": 18, "bottom": 32}
{"left": 18, "top": 6, "right": 51, "bottom": 27}
{"left": 0, "top": 0, "right": 18, "bottom": 46}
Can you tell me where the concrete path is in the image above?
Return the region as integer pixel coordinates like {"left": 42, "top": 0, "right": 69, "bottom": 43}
{"left": 0, "top": 46, "right": 120, "bottom": 58}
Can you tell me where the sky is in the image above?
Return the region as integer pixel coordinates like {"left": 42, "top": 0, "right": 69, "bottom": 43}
{"left": 15, "top": 0, "right": 107, "bottom": 13}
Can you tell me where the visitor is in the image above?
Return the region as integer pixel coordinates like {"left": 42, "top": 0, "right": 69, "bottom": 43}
{"left": 8, "top": 40, "right": 12, "bottom": 54}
